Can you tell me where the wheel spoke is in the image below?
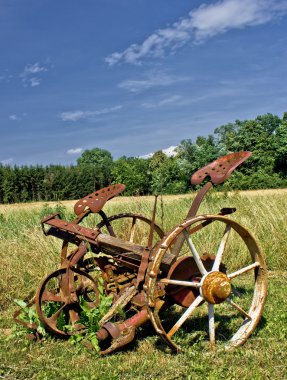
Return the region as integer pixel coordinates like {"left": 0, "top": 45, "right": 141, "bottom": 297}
{"left": 41, "top": 290, "right": 64, "bottom": 303}
{"left": 159, "top": 278, "right": 201, "bottom": 288}
{"left": 146, "top": 216, "right": 267, "bottom": 353}
{"left": 226, "top": 297, "right": 252, "bottom": 320}
{"left": 76, "top": 276, "right": 93, "bottom": 293}
{"left": 228, "top": 262, "right": 260, "bottom": 279}
{"left": 167, "top": 295, "right": 204, "bottom": 339}
{"left": 69, "top": 308, "right": 85, "bottom": 329}
{"left": 183, "top": 230, "right": 207, "bottom": 275}
{"left": 212, "top": 225, "right": 231, "bottom": 271}
{"left": 208, "top": 303, "right": 215, "bottom": 351}
{"left": 37, "top": 267, "right": 101, "bottom": 336}
{"left": 79, "top": 282, "right": 100, "bottom": 305}
{"left": 46, "top": 303, "right": 68, "bottom": 327}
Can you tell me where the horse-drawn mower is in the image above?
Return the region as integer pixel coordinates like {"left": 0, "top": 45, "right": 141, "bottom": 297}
{"left": 15, "top": 152, "right": 267, "bottom": 354}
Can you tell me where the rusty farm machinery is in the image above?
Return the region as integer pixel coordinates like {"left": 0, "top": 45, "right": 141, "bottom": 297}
{"left": 15, "top": 151, "right": 267, "bottom": 354}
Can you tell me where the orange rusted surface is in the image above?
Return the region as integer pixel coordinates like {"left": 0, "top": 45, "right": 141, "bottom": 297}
{"left": 191, "top": 151, "right": 251, "bottom": 185}
{"left": 200, "top": 272, "right": 231, "bottom": 304}
{"left": 74, "top": 183, "right": 126, "bottom": 215}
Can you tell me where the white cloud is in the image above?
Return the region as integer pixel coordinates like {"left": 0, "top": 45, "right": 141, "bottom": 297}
{"left": 61, "top": 111, "right": 85, "bottom": 122}
{"left": 20, "top": 62, "right": 48, "bottom": 87}
{"left": 139, "top": 145, "right": 178, "bottom": 159}
{"left": 118, "top": 70, "right": 191, "bottom": 93}
{"left": 29, "top": 77, "right": 41, "bottom": 87}
{"left": 23, "top": 63, "right": 47, "bottom": 75}
{"left": 0, "top": 158, "right": 13, "bottom": 165}
{"left": 9, "top": 113, "right": 27, "bottom": 121}
{"left": 142, "top": 95, "right": 182, "bottom": 108}
{"left": 60, "top": 105, "right": 122, "bottom": 122}
{"left": 9, "top": 114, "right": 20, "bottom": 121}
{"left": 189, "top": 0, "right": 287, "bottom": 41}
{"left": 66, "top": 147, "right": 83, "bottom": 155}
{"left": 106, "top": 0, "right": 287, "bottom": 65}
{"left": 0, "top": 74, "right": 14, "bottom": 84}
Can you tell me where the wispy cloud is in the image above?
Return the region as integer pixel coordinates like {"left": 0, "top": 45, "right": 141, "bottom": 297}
{"left": 60, "top": 105, "right": 123, "bottom": 122}
{"left": 9, "top": 114, "right": 21, "bottom": 121}
{"left": 142, "top": 95, "right": 182, "bottom": 108}
{"left": 9, "top": 113, "right": 27, "bottom": 121}
{"left": 118, "top": 70, "right": 191, "bottom": 93}
{"left": 106, "top": 0, "right": 287, "bottom": 65}
{"left": 20, "top": 62, "right": 48, "bottom": 87}
{"left": 24, "top": 63, "right": 47, "bottom": 74}
{"left": 66, "top": 147, "right": 83, "bottom": 155}
{"left": 29, "top": 77, "right": 41, "bottom": 87}
{"left": 0, "top": 70, "right": 14, "bottom": 84}
{"left": 0, "top": 74, "right": 13, "bottom": 84}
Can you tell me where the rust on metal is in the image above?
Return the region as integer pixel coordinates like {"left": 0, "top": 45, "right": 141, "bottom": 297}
{"left": 145, "top": 214, "right": 267, "bottom": 352}
{"left": 200, "top": 271, "right": 231, "bottom": 304}
{"left": 15, "top": 152, "right": 267, "bottom": 355}
{"left": 74, "top": 183, "right": 126, "bottom": 215}
{"left": 191, "top": 151, "right": 252, "bottom": 185}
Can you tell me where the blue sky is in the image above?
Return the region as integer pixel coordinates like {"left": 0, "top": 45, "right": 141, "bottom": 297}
{"left": 1, "top": 0, "right": 287, "bottom": 166}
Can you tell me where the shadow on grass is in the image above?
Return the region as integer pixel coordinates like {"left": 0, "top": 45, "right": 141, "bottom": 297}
{"left": 133, "top": 304, "right": 267, "bottom": 354}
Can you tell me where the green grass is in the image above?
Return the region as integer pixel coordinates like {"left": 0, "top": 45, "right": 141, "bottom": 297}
{"left": 0, "top": 191, "right": 287, "bottom": 379}
{"left": 0, "top": 274, "right": 286, "bottom": 380}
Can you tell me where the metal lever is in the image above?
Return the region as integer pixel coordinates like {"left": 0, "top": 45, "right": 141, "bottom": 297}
{"left": 41, "top": 212, "right": 61, "bottom": 236}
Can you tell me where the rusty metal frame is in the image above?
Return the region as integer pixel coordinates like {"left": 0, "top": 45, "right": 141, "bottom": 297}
{"left": 14, "top": 151, "right": 267, "bottom": 355}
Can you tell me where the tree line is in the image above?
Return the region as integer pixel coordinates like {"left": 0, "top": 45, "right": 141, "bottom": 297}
{"left": 1, "top": 112, "right": 286, "bottom": 203}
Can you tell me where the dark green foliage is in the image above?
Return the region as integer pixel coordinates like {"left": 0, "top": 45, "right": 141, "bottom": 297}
{"left": 176, "top": 135, "right": 225, "bottom": 190}
{"left": 274, "top": 119, "right": 287, "bottom": 176}
{"left": 112, "top": 156, "right": 151, "bottom": 195}
{"left": 77, "top": 147, "right": 113, "bottom": 188}
{"left": 214, "top": 113, "right": 287, "bottom": 189}
{"left": 150, "top": 153, "right": 188, "bottom": 194}
{"left": 0, "top": 113, "right": 286, "bottom": 203}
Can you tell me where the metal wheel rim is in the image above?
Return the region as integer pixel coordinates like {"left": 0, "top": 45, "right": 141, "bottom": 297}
{"left": 35, "top": 267, "right": 99, "bottom": 336}
{"left": 97, "top": 212, "right": 165, "bottom": 244}
{"left": 146, "top": 214, "right": 267, "bottom": 352}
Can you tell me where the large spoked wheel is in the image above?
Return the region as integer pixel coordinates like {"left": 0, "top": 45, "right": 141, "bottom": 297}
{"left": 35, "top": 267, "right": 100, "bottom": 337}
{"left": 146, "top": 214, "right": 267, "bottom": 352}
{"left": 97, "top": 213, "right": 165, "bottom": 246}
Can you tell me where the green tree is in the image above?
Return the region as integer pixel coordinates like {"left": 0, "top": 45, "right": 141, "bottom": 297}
{"left": 215, "top": 113, "right": 286, "bottom": 188}
{"left": 176, "top": 136, "right": 221, "bottom": 188}
{"left": 150, "top": 157, "right": 187, "bottom": 194}
{"left": 149, "top": 151, "right": 167, "bottom": 171}
{"left": 77, "top": 147, "right": 113, "bottom": 188}
{"left": 215, "top": 114, "right": 281, "bottom": 171}
{"left": 112, "top": 157, "right": 151, "bottom": 195}
{"left": 274, "top": 118, "right": 287, "bottom": 175}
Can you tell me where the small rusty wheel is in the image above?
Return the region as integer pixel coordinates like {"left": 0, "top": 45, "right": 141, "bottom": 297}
{"left": 146, "top": 215, "right": 267, "bottom": 352}
{"left": 97, "top": 213, "right": 165, "bottom": 246}
{"left": 35, "top": 267, "right": 100, "bottom": 337}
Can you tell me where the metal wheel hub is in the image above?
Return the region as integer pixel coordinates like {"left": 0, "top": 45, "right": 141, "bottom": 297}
{"left": 200, "top": 271, "right": 231, "bottom": 304}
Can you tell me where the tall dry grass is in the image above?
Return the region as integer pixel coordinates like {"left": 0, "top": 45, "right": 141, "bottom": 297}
{"left": 0, "top": 190, "right": 286, "bottom": 316}
{"left": 0, "top": 191, "right": 286, "bottom": 380}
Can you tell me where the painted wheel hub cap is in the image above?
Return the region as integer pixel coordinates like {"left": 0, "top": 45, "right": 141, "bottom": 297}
{"left": 200, "top": 271, "right": 231, "bottom": 304}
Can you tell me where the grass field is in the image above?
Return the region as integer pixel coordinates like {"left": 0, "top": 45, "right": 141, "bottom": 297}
{"left": 0, "top": 190, "right": 287, "bottom": 379}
